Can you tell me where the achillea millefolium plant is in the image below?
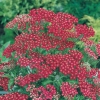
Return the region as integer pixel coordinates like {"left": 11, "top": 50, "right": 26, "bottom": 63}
{"left": 1, "top": 8, "right": 100, "bottom": 100}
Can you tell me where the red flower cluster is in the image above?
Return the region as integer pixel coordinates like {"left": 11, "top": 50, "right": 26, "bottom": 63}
{"left": 96, "top": 43, "right": 100, "bottom": 56}
{"left": 17, "top": 57, "right": 30, "bottom": 67}
{"left": 0, "top": 62, "right": 11, "bottom": 91}
{"left": 15, "top": 73, "right": 40, "bottom": 87}
{"left": 0, "top": 62, "right": 10, "bottom": 70}
{"left": 5, "top": 8, "right": 94, "bottom": 43}
{"left": 69, "top": 50, "right": 83, "bottom": 61}
{"left": 79, "top": 81, "right": 99, "bottom": 100}
{"left": 5, "top": 14, "right": 31, "bottom": 30}
{"left": 0, "top": 92, "right": 28, "bottom": 100}
{"left": 81, "top": 38, "right": 95, "bottom": 47}
{"left": 3, "top": 45, "right": 14, "bottom": 58}
{"left": 75, "top": 24, "right": 94, "bottom": 38}
{"left": 84, "top": 47, "right": 97, "bottom": 59}
{"left": 61, "top": 82, "right": 78, "bottom": 99}
{"left": 0, "top": 77, "right": 8, "bottom": 91}
{"left": 88, "top": 68, "right": 98, "bottom": 78}
{"left": 3, "top": 8, "right": 95, "bottom": 61}
{"left": 78, "top": 69, "right": 100, "bottom": 100}
{"left": 26, "top": 84, "right": 56, "bottom": 100}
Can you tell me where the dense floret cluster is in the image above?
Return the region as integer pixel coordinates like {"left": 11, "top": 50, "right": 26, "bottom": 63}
{"left": 0, "top": 8, "right": 100, "bottom": 100}
{"left": 0, "top": 92, "right": 28, "bottom": 100}
{"left": 26, "top": 84, "right": 57, "bottom": 100}
{"left": 61, "top": 82, "right": 78, "bottom": 99}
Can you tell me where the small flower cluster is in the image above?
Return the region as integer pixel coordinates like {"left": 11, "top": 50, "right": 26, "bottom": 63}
{"left": 0, "top": 92, "right": 28, "bottom": 100}
{"left": 78, "top": 69, "right": 100, "bottom": 100}
{"left": 0, "top": 62, "right": 11, "bottom": 91}
{"left": 96, "top": 43, "right": 100, "bottom": 56}
{"left": 79, "top": 80, "right": 100, "bottom": 100}
{"left": 1, "top": 8, "right": 100, "bottom": 100}
{"left": 26, "top": 84, "right": 57, "bottom": 100}
{"left": 75, "top": 24, "right": 94, "bottom": 38}
{"left": 61, "top": 82, "right": 78, "bottom": 99}
{"left": 15, "top": 73, "right": 41, "bottom": 87}
{"left": 85, "top": 47, "right": 97, "bottom": 60}
{"left": 5, "top": 14, "right": 31, "bottom": 30}
{"left": 0, "top": 77, "right": 8, "bottom": 91}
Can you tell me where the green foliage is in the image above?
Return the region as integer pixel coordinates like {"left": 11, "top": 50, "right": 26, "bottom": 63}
{"left": 62, "top": 0, "right": 100, "bottom": 19}
{"left": 3, "top": 29, "right": 15, "bottom": 43}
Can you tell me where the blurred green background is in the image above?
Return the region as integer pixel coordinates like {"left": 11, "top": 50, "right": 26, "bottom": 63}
{"left": 0, "top": 0, "right": 100, "bottom": 62}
